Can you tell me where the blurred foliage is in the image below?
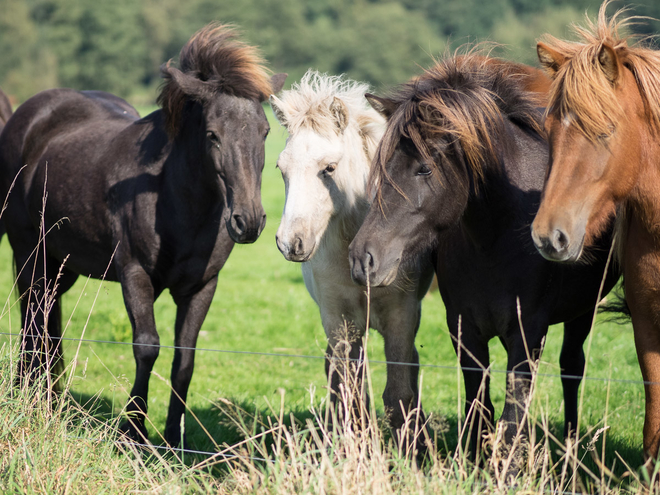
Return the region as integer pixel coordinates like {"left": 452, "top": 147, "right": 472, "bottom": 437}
{"left": 0, "top": 0, "right": 658, "bottom": 103}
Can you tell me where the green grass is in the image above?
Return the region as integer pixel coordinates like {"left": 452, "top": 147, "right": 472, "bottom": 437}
{"left": 0, "top": 104, "right": 649, "bottom": 491}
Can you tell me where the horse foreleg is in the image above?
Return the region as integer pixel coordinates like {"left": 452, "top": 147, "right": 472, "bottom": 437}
{"left": 15, "top": 249, "right": 74, "bottom": 391}
{"left": 119, "top": 264, "right": 158, "bottom": 443}
{"left": 560, "top": 311, "right": 593, "bottom": 438}
{"left": 449, "top": 318, "right": 494, "bottom": 462}
{"left": 324, "top": 321, "right": 367, "bottom": 429}
{"left": 380, "top": 300, "right": 426, "bottom": 455}
{"left": 165, "top": 277, "right": 218, "bottom": 447}
{"left": 629, "top": 313, "right": 660, "bottom": 460}
{"left": 498, "top": 322, "right": 547, "bottom": 478}
{"left": 623, "top": 227, "right": 660, "bottom": 462}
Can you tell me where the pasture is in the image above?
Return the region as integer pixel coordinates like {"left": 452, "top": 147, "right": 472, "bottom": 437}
{"left": 0, "top": 105, "right": 649, "bottom": 492}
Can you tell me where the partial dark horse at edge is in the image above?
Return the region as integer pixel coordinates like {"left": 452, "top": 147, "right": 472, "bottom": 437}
{"left": 0, "top": 87, "right": 12, "bottom": 239}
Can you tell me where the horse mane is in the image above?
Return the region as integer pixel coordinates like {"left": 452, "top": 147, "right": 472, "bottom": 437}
{"left": 541, "top": 2, "right": 660, "bottom": 141}
{"left": 373, "top": 52, "right": 546, "bottom": 200}
{"left": 275, "top": 70, "right": 384, "bottom": 159}
{"left": 158, "top": 23, "right": 273, "bottom": 136}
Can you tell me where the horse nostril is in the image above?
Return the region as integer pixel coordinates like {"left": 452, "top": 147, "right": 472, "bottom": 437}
{"left": 366, "top": 252, "right": 374, "bottom": 269}
{"left": 293, "top": 237, "right": 303, "bottom": 256}
{"left": 553, "top": 229, "right": 569, "bottom": 251}
{"left": 233, "top": 215, "right": 246, "bottom": 235}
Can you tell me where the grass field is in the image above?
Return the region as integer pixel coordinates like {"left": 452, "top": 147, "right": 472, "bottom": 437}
{"left": 0, "top": 104, "right": 650, "bottom": 492}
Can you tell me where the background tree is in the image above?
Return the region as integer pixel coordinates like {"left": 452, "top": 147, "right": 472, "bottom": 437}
{"left": 0, "top": 0, "right": 657, "bottom": 104}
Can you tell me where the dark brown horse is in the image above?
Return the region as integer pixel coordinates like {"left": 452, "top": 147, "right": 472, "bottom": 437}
{"left": 0, "top": 88, "right": 11, "bottom": 129}
{"left": 0, "top": 87, "right": 13, "bottom": 239}
{"left": 0, "top": 24, "right": 286, "bottom": 447}
{"left": 531, "top": 3, "right": 660, "bottom": 461}
{"left": 348, "top": 54, "right": 618, "bottom": 465}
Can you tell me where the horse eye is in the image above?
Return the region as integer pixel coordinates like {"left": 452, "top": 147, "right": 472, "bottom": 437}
{"left": 416, "top": 164, "right": 432, "bottom": 176}
{"left": 323, "top": 162, "right": 337, "bottom": 177}
{"left": 598, "top": 125, "right": 616, "bottom": 141}
{"left": 206, "top": 131, "right": 221, "bottom": 148}
{"left": 264, "top": 128, "right": 270, "bottom": 140}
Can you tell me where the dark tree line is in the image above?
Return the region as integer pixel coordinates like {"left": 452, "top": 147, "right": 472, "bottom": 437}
{"left": 0, "top": 0, "right": 658, "bottom": 103}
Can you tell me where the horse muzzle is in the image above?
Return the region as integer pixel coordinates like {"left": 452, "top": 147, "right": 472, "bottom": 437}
{"left": 348, "top": 242, "right": 401, "bottom": 287}
{"left": 227, "top": 210, "right": 267, "bottom": 244}
{"left": 275, "top": 232, "right": 316, "bottom": 262}
{"left": 530, "top": 223, "right": 584, "bottom": 263}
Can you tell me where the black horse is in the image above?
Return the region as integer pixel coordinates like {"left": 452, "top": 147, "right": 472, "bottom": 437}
{"left": 0, "top": 87, "right": 13, "bottom": 238}
{"left": 348, "top": 55, "right": 618, "bottom": 463}
{"left": 0, "top": 24, "right": 286, "bottom": 446}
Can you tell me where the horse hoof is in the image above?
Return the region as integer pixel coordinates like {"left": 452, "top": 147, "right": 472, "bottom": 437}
{"left": 164, "top": 430, "right": 188, "bottom": 451}
{"left": 118, "top": 420, "right": 149, "bottom": 445}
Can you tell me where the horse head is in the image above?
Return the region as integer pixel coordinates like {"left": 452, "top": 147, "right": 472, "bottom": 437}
{"left": 270, "top": 71, "right": 382, "bottom": 262}
{"left": 159, "top": 24, "right": 287, "bottom": 244}
{"left": 530, "top": 6, "right": 656, "bottom": 262}
{"left": 349, "top": 56, "right": 544, "bottom": 287}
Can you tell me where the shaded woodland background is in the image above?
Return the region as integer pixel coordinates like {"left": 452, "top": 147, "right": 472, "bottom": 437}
{"left": 1, "top": 0, "right": 659, "bottom": 104}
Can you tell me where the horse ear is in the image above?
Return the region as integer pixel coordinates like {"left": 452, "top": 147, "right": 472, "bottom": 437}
{"left": 537, "top": 42, "right": 566, "bottom": 76}
{"left": 269, "top": 95, "right": 288, "bottom": 128}
{"left": 365, "top": 93, "right": 397, "bottom": 119}
{"left": 598, "top": 44, "right": 619, "bottom": 84}
{"left": 162, "top": 64, "right": 213, "bottom": 101}
{"left": 330, "top": 96, "right": 349, "bottom": 133}
{"left": 270, "top": 73, "right": 288, "bottom": 94}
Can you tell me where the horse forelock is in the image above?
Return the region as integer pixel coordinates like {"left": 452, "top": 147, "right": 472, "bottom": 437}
{"left": 158, "top": 23, "right": 274, "bottom": 136}
{"left": 372, "top": 53, "right": 544, "bottom": 204}
{"left": 280, "top": 70, "right": 384, "bottom": 145}
{"left": 543, "top": 2, "right": 660, "bottom": 142}
{"left": 278, "top": 70, "right": 384, "bottom": 159}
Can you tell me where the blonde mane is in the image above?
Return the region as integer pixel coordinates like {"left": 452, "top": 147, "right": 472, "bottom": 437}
{"left": 542, "top": 2, "right": 660, "bottom": 141}
{"left": 275, "top": 70, "right": 384, "bottom": 159}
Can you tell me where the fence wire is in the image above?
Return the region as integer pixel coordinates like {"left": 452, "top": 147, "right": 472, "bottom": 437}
{"left": 0, "top": 330, "right": 650, "bottom": 386}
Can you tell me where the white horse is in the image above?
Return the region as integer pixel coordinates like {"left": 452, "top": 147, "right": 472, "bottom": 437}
{"left": 270, "top": 70, "right": 434, "bottom": 442}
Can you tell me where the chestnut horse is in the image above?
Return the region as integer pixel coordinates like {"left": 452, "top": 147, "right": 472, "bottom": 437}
{"left": 531, "top": 4, "right": 660, "bottom": 460}
{"left": 0, "top": 25, "right": 286, "bottom": 447}
{"left": 349, "top": 54, "right": 618, "bottom": 464}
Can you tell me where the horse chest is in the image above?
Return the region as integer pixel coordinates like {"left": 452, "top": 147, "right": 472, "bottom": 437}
{"left": 152, "top": 227, "right": 232, "bottom": 286}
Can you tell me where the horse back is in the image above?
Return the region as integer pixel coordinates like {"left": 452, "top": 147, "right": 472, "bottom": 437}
{"left": 0, "top": 89, "right": 143, "bottom": 279}
{"left": 0, "top": 88, "right": 139, "bottom": 175}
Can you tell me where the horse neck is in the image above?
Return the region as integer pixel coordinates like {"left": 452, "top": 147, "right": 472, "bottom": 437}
{"left": 461, "top": 120, "right": 547, "bottom": 249}
{"left": 165, "top": 110, "right": 223, "bottom": 210}
{"left": 627, "top": 129, "right": 660, "bottom": 236}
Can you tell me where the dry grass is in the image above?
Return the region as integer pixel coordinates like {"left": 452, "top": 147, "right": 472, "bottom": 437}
{"left": 1, "top": 317, "right": 659, "bottom": 494}
{"left": 0, "top": 127, "right": 654, "bottom": 493}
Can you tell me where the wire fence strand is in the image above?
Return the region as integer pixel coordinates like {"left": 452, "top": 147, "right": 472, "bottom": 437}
{"left": 0, "top": 330, "right": 651, "bottom": 386}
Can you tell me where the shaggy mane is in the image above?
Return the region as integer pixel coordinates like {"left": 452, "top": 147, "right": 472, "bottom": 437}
{"left": 542, "top": 2, "right": 660, "bottom": 142}
{"left": 275, "top": 70, "right": 384, "bottom": 159}
{"left": 158, "top": 23, "right": 273, "bottom": 136}
{"left": 373, "top": 52, "right": 546, "bottom": 201}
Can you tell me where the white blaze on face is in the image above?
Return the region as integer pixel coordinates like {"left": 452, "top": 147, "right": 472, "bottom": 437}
{"left": 276, "top": 129, "right": 345, "bottom": 260}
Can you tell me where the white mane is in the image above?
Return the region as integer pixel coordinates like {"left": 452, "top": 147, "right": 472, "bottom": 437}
{"left": 276, "top": 70, "right": 384, "bottom": 160}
